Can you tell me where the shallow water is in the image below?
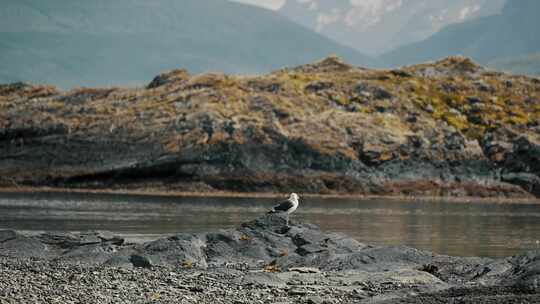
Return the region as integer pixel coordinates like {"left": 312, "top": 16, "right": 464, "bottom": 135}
{"left": 1, "top": 192, "right": 539, "bottom": 258}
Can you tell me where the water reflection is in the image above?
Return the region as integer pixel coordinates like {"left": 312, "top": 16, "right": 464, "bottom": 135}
{"left": 0, "top": 192, "right": 539, "bottom": 258}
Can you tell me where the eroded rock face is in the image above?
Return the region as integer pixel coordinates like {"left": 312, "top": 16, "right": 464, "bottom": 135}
{"left": 1, "top": 57, "right": 540, "bottom": 197}
{"left": 482, "top": 128, "right": 540, "bottom": 196}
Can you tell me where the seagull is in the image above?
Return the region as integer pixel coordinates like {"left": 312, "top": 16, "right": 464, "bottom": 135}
{"left": 268, "top": 193, "right": 300, "bottom": 226}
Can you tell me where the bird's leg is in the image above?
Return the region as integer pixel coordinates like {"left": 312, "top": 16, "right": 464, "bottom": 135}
{"left": 286, "top": 216, "right": 289, "bottom": 227}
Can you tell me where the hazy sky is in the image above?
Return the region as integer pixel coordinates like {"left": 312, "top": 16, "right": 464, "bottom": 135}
{"left": 232, "top": 0, "right": 285, "bottom": 10}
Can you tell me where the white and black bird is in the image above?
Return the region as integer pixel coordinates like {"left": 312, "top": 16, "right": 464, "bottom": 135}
{"left": 268, "top": 193, "right": 300, "bottom": 226}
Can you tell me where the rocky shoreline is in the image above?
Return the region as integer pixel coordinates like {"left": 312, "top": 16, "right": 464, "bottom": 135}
{"left": 2, "top": 57, "right": 540, "bottom": 198}
{"left": 2, "top": 258, "right": 538, "bottom": 304}
{"left": 2, "top": 186, "right": 539, "bottom": 204}
{"left": 1, "top": 214, "right": 540, "bottom": 303}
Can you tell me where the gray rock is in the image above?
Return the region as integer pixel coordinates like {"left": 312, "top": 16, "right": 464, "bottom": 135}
{"left": 289, "top": 267, "right": 321, "bottom": 274}
{"left": 465, "top": 96, "right": 483, "bottom": 105}
{"left": 306, "top": 296, "right": 326, "bottom": 304}
{"left": 103, "top": 255, "right": 134, "bottom": 268}
{"left": 147, "top": 69, "right": 189, "bottom": 88}
{"left": 96, "top": 231, "right": 125, "bottom": 245}
{"left": 58, "top": 243, "right": 117, "bottom": 265}
{"left": 0, "top": 234, "right": 51, "bottom": 259}
{"left": 242, "top": 213, "right": 289, "bottom": 232}
{"left": 502, "top": 173, "right": 540, "bottom": 195}
{"left": 305, "top": 81, "right": 333, "bottom": 93}
{"left": 355, "top": 83, "right": 393, "bottom": 100}
{"left": 129, "top": 255, "right": 153, "bottom": 268}
{"left": 38, "top": 232, "right": 101, "bottom": 248}
{"left": 508, "top": 250, "right": 540, "bottom": 291}
{"left": 0, "top": 230, "right": 16, "bottom": 243}
{"left": 288, "top": 288, "right": 313, "bottom": 296}
{"left": 141, "top": 234, "right": 207, "bottom": 268}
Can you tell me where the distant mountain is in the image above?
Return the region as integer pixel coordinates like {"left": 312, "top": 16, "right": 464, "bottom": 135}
{"left": 489, "top": 53, "right": 540, "bottom": 76}
{"left": 279, "top": 0, "right": 506, "bottom": 55}
{"left": 0, "top": 0, "right": 371, "bottom": 88}
{"left": 382, "top": 0, "right": 540, "bottom": 72}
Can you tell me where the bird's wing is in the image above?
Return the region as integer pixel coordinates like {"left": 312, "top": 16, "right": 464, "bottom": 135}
{"left": 272, "top": 199, "right": 294, "bottom": 212}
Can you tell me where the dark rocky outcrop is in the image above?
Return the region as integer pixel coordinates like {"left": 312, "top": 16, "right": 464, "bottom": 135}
{"left": 1, "top": 57, "right": 540, "bottom": 197}
{"left": 1, "top": 213, "right": 540, "bottom": 295}
{"left": 482, "top": 128, "right": 540, "bottom": 197}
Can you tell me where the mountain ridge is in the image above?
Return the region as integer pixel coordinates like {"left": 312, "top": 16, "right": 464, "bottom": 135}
{"left": 0, "top": 0, "right": 371, "bottom": 88}
{"left": 278, "top": 0, "right": 506, "bottom": 55}
{"left": 382, "top": 0, "right": 540, "bottom": 75}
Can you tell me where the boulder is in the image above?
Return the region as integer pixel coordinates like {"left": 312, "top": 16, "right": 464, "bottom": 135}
{"left": 354, "top": 82, "right": 393, "bottom": 100}
{"left": 147, "top": 69, "right": 190, "bottom": 88}
{"left": 140, "top": 233, "right": 207, "bottom": 268}
{"left": 0, "top": 230, "right": 17, "bottom": 243}
{"left": 0, "top": 232, "right": 52, "bottom": 259}
{"left": 509, "top": 251, "right": 540, "bottom": 292}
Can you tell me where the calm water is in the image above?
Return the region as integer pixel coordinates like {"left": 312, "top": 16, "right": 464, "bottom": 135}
{"left": 1, "top": 192, "right": 540, "bottom": 258}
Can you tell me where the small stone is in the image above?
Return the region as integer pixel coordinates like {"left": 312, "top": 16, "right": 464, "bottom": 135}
{"left": 288, "top": 267, "right": 321, "bottom": 274}
{"left": 129, "top": 255, "right": 153, "bottom": 268}
{"left": 189, "top": 286, "right": 204, "bottom": 293}
{"left": 306, "top": 296, "right": 324, "bottom": 304}
{"left": 288, "top": 288, "right": 313, "bottom": 296}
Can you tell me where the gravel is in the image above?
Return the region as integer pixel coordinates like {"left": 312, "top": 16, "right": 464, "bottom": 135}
{"left": 2, "top": 257, "right": 538, "bottom": 304}
{"left": 0, "top": 258, "right": 391, "bottom": 304}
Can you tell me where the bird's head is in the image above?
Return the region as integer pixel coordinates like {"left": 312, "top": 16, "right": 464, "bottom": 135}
{"left": 290, "top": 193, "right": 299, "bottom": 202}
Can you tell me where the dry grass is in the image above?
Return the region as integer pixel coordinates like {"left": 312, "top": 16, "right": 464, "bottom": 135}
{"left": 1, "top": 55, "right": 539, "bottom": 175}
